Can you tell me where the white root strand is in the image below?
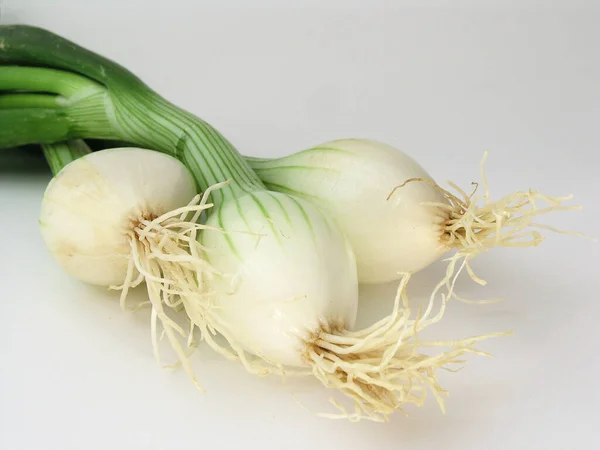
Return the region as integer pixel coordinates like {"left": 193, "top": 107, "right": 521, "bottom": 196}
{"left": 175, "top": 269, "right": 510, "bottom": 422}
{"left": 107, "top": 183, "right": 232, "bottom": 391}
{"left": 389, "top": 152, "right": 592, "bottom": 305}
{"left": 300, "top": 273, "right": 510, "bottom": 422}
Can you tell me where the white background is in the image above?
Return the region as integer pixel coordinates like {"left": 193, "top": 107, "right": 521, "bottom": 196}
{"left": 1, "top": 1, "right": 599, "bottom": 449}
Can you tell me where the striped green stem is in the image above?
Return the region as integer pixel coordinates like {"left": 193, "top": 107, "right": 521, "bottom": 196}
{"left": 0, "top": 98, "right": 115, "bottom": 148}
{"left": 0, "top": 66, "right": 119, "bottom": 146}
{"left": 0, "top": 25, "right": 264, "bottom": 207}
{"left": 42, "top": 140, "right": 92, "bottom": 175}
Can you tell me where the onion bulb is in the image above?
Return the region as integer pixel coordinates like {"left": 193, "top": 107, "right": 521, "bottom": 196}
{"left": 247, "top": 138, "right": 581, "bottom": 286}
{"left": 39, "top": 147, "right": 216, "bottom": 388}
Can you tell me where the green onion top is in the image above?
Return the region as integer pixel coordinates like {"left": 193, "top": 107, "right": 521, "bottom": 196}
{"left": 0, "top": 25, "right": 264, "bottom": 205}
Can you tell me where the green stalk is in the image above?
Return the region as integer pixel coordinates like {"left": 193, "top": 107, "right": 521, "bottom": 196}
{"left": 0, "top": 25, "right": 148, "bottom": 91}
{"left": 0, "top": 93, "right": 63, "bottom": 109}
{"left": 0, "top": 25, "right": 264, "bottom": 206}
{"left": 0, "top": 108, "right": 72, "bottom": 148}
{"left": 0, "top": 65, "right": 103, "bottom": 98}
{"left": 0, "top": 66, "right": 119, "bottom": 145}
{"left": 0, "top": 94, "right": 116, "bottom": 147}
{"left": 41, "top": 140, "right": 92, "bottom": 175}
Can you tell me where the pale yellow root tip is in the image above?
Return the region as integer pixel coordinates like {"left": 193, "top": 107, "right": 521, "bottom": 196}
{"left": 108, "top": 181, "right": 232, "bottom": 391}
{"left": 302, "top": 274, "right": 511, "bottom": 422}
{"left": 440, "top": 153, "right": 588, "bottom": 252}
{"left": 390, "top": 152, "right": 592, "bottom": 303}
{"left": 174, "top": 274, "right": 508, "bottom": 423}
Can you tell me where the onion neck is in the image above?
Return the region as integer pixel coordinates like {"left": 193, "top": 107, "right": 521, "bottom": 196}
{"left": 0, "top": 26, "right": 264, "bottom": 207}
{"left": 0, "top": 83, "right": 262, "bottom": 206}
{"left": 106, "top": 86, "right": 264, "bottom": 205}
{"left": 0, "top": 78, "right": 263, "bottom": 206}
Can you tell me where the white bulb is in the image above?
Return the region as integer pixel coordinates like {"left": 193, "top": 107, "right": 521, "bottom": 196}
{"left": 251, "top": 139, "right": 450, "bottom": 283}
{"left": 39, "top": 148, "right": 197, "bottom": 286}
{"left": 201, "top": 191, "right": 358, "bottom": 367}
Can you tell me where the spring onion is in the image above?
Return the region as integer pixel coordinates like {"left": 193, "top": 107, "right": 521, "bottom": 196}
{"left": 0, "top": 26, "right": 504, "bottom": 421}
{"left": 246, "top": 139, "right": 581, "bottom": 285}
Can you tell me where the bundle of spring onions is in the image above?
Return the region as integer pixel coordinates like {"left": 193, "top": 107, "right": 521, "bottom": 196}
{"left": 0, "top": 25, "right": 581, "bottom": 421}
